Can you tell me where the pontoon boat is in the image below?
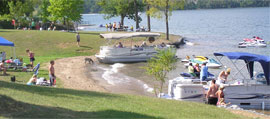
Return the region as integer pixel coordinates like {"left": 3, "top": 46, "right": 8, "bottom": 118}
{"left": 95, "top": 32, "right": 169, "bottom": 64}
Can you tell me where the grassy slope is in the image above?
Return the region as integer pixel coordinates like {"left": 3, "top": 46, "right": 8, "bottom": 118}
{"left": 0, "top": 30, "right": 106, "bottom": 85}
{"left": 0, "top": 81, "right": 245, "bottom": 119}
{"left": 0, "top": 29, "right": 246, "bottom": 118}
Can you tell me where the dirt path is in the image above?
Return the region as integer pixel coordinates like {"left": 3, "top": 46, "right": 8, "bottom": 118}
{"left": 53, "top": 56, "right": 107, "bottom": 92}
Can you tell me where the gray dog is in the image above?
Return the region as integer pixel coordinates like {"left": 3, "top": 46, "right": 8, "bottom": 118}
{"left": 84, "top": 57, "right": 94, "bottom": 64}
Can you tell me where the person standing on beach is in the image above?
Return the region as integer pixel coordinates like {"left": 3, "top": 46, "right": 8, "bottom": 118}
{"left": 200, "top": 62, "right": 208, "bottom": 81}
{"left": 49, "top": 60, "right": 56, "bottom": 86}
{"left": 76, "top": 32, "right": 80, "bottom": 47}
{"left": 206, "top": 80, "right": 219, "bottom": 105}
{"left": 26, "top": 49, "right": 35, "bottom": 68}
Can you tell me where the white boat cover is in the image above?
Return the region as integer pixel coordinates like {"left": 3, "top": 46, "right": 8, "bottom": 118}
{"left": 100, "top": 32, "right": 160, "bottom": 40}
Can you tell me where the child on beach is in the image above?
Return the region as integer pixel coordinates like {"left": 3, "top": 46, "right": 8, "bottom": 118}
{"left": 49, "top": 60, "right": 56, "bottom": 86}
{"left": 26, "top": 49, "right": 35, "bottom": 68}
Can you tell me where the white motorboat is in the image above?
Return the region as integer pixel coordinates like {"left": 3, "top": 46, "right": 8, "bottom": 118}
{"left": 95, "top": 46, "right": 157, "bottom": 63}
{"left": 96, "top": 32, "right": 169, "bottom": 64}
{"left": 167, "top": 52, "right": 270, "bottom": 110}
{"left": 213, "top": 52, "right": 270, "bottom": 110}
{"left": 168, "top": 77, "right": 207, "bottom": 103}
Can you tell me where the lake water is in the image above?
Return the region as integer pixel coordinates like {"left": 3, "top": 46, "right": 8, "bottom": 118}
{"left": 82, "top": 7, "right": 269, "bottom": 58}
{"left": 83, "top": 7, "right": 270, "bottom": 114}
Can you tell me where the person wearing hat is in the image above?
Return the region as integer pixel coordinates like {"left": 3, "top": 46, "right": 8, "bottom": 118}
{"left": 217, "top": 68, "right": 231, "bottom": 84}
{"left": 200, "top": 62, "right": 208, "bottom": 81}
{"left": 216, "top": 85, "right": 225, "bottom": 105}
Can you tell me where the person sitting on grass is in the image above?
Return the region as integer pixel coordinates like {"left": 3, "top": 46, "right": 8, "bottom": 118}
{"left": 27, "top": 74, "right": 37, "bottom": 85}
{"left": 0, "top": 60, "right": 7, "bottom": 75}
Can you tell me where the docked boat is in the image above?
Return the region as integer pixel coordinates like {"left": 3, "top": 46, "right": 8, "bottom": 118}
{"left": 238, "top": 37, "right": 267, "bottom": 48}
{"left": 95, "top": 32, "right": 169, "bottom": 64}
{"left": 213, "top": 52, "right": 270, "bottom": 109}
{"left": 168, "top": 52, "right": 270, "bottom": 110}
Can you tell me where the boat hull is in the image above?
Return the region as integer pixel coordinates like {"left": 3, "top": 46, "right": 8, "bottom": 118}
{"left": 224, "top": 84, "right": 270, "bottom": 110}
{"left": 95, "top": 54, "right": 153, "bottom": 64}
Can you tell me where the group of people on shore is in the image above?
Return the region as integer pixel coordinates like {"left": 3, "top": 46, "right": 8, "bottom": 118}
{"left": 1, "top": 49, "right": 56, "bottom": 86}
{"left": 105, "top": 22, "right": 133, "bottom": 31}
{"left": 187, "top": 62, "right": 231, "bottom": 106}
{"left": 15, "top": 19, "right": 56, "bottom": 31}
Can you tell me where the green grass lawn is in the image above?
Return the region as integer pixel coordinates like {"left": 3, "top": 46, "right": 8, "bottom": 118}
{"left": 0, "top": 30, "right": 106, "bottom": 85}
{"left": 0, "top": 81, "right": 246, "bottom": 118}
{"left": 0, "top": 29, "right": 247, "bottom": 118}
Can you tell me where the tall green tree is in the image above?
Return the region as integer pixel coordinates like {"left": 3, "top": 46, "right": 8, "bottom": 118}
{"left": 144, "top": 48, "right": 177, "bottom": 97}
{"left": 7, "top": 0, "right": 35, "bottom": 25}
{"left": 143, "top": 0, "right": 151, "bottom": 31}
{"left": 98, "top": 0, "right": 144, "bottom": 27}
{"left": 0, "top": 0, "right": 10, "bottom": 15}
{"left": 48, "top": 0, "right": 84, "bottom": 30}
{"left": 39, "top": 0, "right": 50, "bottom": 24}
{"left": 147, "top": 0, "right": 184, "bottom": 40}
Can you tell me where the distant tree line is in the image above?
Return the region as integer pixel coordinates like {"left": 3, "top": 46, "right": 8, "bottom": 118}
{"left": 183, "top": 0, "right": 270, "bottom": 10}
{"left": 83, "top": 0, "right": 269, "bottom": 14}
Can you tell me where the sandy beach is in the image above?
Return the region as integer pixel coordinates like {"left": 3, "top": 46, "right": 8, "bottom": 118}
{"left": 54, "top": 56, "right": 107, "bottom": 92}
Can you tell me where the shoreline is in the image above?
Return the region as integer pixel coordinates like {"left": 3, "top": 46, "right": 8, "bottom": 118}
{"left": 53, "top": 55, "right": 270, "bottom": 118}
{"left": 53, "top": 35, "right": 183, "bottom": 94}
{"left": 52, "top": 34, "right": 269, "bottom": 118}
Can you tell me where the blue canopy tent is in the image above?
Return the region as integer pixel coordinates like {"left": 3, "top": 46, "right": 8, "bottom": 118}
{"left": 214, "top": 52, "right": 270, "bottom": 85}
{"left": 0, "top": 37, "right": 14, "bottom": 47}
{"left": 0, "top": 36, "right": 16, "bottom": 60}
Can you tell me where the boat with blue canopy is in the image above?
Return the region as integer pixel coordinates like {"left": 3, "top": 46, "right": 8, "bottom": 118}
{"left": 214, "top": 52, "right": 270, "bottom": 109}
